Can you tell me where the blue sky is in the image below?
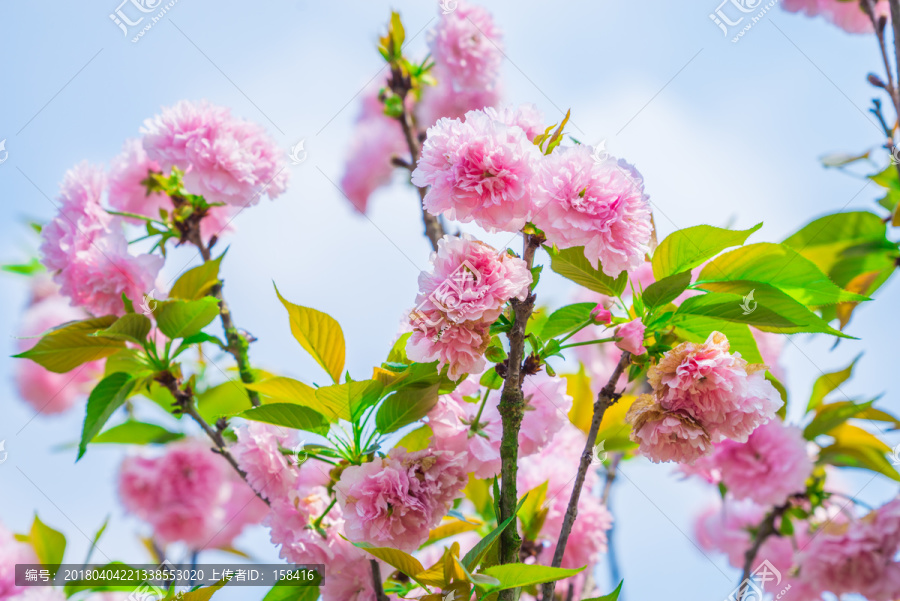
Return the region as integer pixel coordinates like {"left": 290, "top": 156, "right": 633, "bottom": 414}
{"left": 1, "top": 1, "right": 898, "bottom": 599}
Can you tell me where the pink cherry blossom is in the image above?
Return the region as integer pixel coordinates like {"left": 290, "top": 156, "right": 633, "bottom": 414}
{"left": 417, "top": 66, "right": 501, "bottom": 128}
{"left": 427, "top": 0, "right": 503, "bottom": 93}
{"left": 232, "top": 421, "right": 297, "bottom": 502}
{"left": 0, "top": 521, "right": 37, "bottom": 600}
{"left": 335, "top": 448, "right": 468, "bottom": 552}
{"left": 14, "top": 295, "right": 101, "bottom": 414}
{"left": 141, "top": 100, "right": 289, "bottom": 207}
{"left": 407, "top": 235, "right": 531, "bottom": 380}
{"left": 708, "top": 420, "right": 813, "bottom": 506}
{"left": 590, "top": 303, "right": 612, "bottom": 325}
{"left": 797, "top": 499, "right": 900, "bottom": 601}
{"left": 320, "top": 557, "right": 389, "bottom": 601}
{"left": 649, "top": 331, "right": 783, "bottom": 443}
{"left": 782, "top": 0, "right": 887, "bottom": 33}
{"left": 626, "top": 394, "right": 713, "bottom": 464}
{"left": 533, "top": 145, "right": 653, "bottom": 277}
{"left": 615, "top": 318, "right": 646, "bottom": 355}
{"left": 412, "top": 111, "right": 542, "bottom": 232}
{"left": 483, "top": 104, "right": 545, "bottom": 142}
{"left": 108, "top": 138, "right": 170, "bottom": 220}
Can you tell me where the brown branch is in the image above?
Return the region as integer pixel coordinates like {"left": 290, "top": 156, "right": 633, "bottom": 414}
{"left": 735, "top": 504, "right": 789, "bottom": 601}
{"left": 497, "top": 234, "right": 542, "bottom": 601}
{"left": 155, "top": 371, "right": 270, "bottom": 507}
{"left": 189, "top": 234, "right": 261, "bottom": 408}
{"left": 370, "top": 560, "right": 389, "bottom": 601}
{"left": 540, "top": 351, "right": 631, "bottom": 601}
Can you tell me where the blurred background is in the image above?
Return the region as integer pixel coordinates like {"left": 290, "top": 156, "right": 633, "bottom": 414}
{"left": 0, "top": 0, "right": 897, "bottom": 599}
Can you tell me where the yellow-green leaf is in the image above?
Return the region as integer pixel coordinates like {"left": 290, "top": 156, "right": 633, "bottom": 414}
{"left": 397, "top": 424, "right": 433, "bottom": 452}
{"left": 316, "top": 379, "right": 384, "bottom": 422}
{"left": 353, "top": 542, "right": 425, "bottom": 579}
{"left": 169, "top": 251, "right": 226, "bottom": 300}
{"left": 275, "top": 286, "right": 345, "bottom": 383}
{"left": 155, "top": 298, "right": 220, "bottom": 339}
{"left": 807, "top": 357, "right": 859, "bottom": 412}
{"left": 29, "top": 515, "right": 66, "bottom": 575}
{"left": 14, "top": 316, "right": 124, "bottom": 373}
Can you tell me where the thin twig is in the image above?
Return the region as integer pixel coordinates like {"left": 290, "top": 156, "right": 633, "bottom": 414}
{"left": 735, "top": 504, "right": 788, "bottom": 601}
{"left": 370, "top": 560, "right": 390, "bottom": 601}
{"left": 540, "top": 352, "right": 631, "bottom": 601}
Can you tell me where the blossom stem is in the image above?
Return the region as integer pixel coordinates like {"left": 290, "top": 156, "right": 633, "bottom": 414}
{"left": 191, "top": 236, "right": 261, "bottom": 408}
{"left": 497, "top": 234, "right": 542, "bottom": 601}
{"left": 557, "top": 319, "right": 595, "bottom": 345}
{"left": 470, "top": 387, "right": 492, "bottom": 434}
{"left": 539, "top": 351, "right": 631, "bottom": 601}
{"left": 735, "top": 503, "right": 789, "bottom": 601}
{"left": 558, "top": 337, "right": 617, "bottom": 350}
{"left": 312, "top": 498, "right": 337, "bottom": 532}
{"left": 370, "top": 560, "right": 390, "bottom": 601}
{"left": 153, "top": 371, "right": 271, "bottom": 507}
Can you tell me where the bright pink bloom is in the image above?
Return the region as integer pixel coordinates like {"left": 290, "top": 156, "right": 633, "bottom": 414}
{"left": 626, "top": 394, "right": 713, "bottom": 464}
{"left": 518, "top": 371, "right": 574, "bottom": 455}
{"left": 483, "top": 104, "right": 545, "bottom": 142}
{"left": 417, "top": 66, "right": 501, "bottom": 128}
{"left": 340, "top": 92, "right": 407, "bottom": 213}
{"left": 590, "top": 303, "right": 612, "bottom": 325}
{"left": 533, "top": 145, "right": 652, "bottom": 277}
{"left": 141, "top": 100, "right": 289, "bottom": 207}
{"left": 232, "top": 422, "right": 297, "bottom": 502}
{"left": 0, "top": 521, "right": 38, "bottom": 600}
{"left": 108, "top": 138, "right": 170, "bottom": 220}
{"left": 615, "top": 318, "right": 646, "bottom": 355}
{"left": 782, "top": 0, "right": 887, "bottom": 33}
{"left": 798, "top": 500, "right": 900, "bottom": 601}
{"left": 320, "top": 557, "right": 389, "bottom": 601}
{"left": 649, "top": 331, "right": 783, "bottom": 443}
{"left": 407, "top": 235, "right": 531, "bottom": 380}
{"left": 710, "top": 420, "right": 813, "bottom": 506}
{"left": 412, "top": 111, "right": 542, "bottom": 232}
{"left": 14, "top": 295, "right": 101, "bottom": 414}
{"left": 335, "top": 448, "right": 468, "bottom": 552}
{"left": 427, "top": 1, "right": 503, "bottom": 92}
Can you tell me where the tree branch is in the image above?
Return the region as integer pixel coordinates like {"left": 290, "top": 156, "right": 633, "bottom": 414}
{"left": 540, "top": 351, "right": 631, "bottom": 601}
{"left": 735, "top": 504, "right": 788, "bottom": 601}
{"left": 155, "top": 371, "right": 270, "bottom": 507}
{"left": 370, "top": 560, "right": 389, "bottom": 601}
{"left": 497, "top": 234, "right": 542, "bottom": 601}
{"left": 190, "top": 235, "right": 261, "bottom": 408}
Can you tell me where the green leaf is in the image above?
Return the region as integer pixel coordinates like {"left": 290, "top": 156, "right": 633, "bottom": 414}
{"left": 584, "top": 580, "right": 624, "bottom": 601}
{"left": 240, "top": 403, "right": 330, "bottom": 435}
{"left": 78, "top": 373, "right": 137, "bottom": 460}
{"left": 169, "top": 251, "right": 226, "bottom": 300}
{"left": 14, "top": 316, "right": 124, "bottom": 373}
{"left": 155, "top": 297, "right": 220, "bottom": 339}
{"left": 316, "top": 379, "right": 384, "bottom": 422}
{"left": 818, "top": 443, "right": 900, "bottom": 481}
{"left": 181, "top": 578, "right": 231, "bottom": 601}
{"left": 696, "top": 243, "right": 868, "bottom": 306}
{"left": 275, "top": 285, "right": 346, "bottom": 383}
{"left": 262, "top": 579, "right": 320, "bottom": 601}
{"left": 680, "top": 282, "right": 852, "bottom": 338}
{"left": 652, "top": 223, "right": 762, "bottom": 280}
{"left": 92, "top": 421, "right": 183, "bottom": 445}
{"left": 547, "top": 246, "right": 627, "bottom": 297}
{"left": 376, "top": 381, "right": 441, "bottom": 433}
{"left": 245, "top": 377, "right": 318, "bottom": 406}
{"left": 29, "top": 515, "right": 66, "bottom": 575}
{"left": 396, "top": 424, "right": 433, "bottom": 452}
{"left": 479, "top": 564, "right": 584, "bottom": 592}
{"left": 804, "top": 400, "right": 875, "bottom": 440}
{"left": 462, "top": 494, "right": 529, "bottom": 572}
{"left": 93, "top": 313, "right": 152, "bottom": 345}
{"left": 642, "top": 270, "right": 692, "bottom": 309}
{"left": 807, "top": 357, "right": 859, "bottom": 412}
{"left": 2, "top": 258, "right": 43, "bottom": 275}
{"left": 196, "top": 381, "right": 253, "bottom": 422}
{"left": 540, "top": 303, "right": 596, "bottom": 340}
{"left": 518, "top": 482, "right": 549, "bottom": 541}
{"left": 352, "top": 542, "right": 425, "bottom": 579}
{"left": 672, "top": 316, "right": 763, "bottom": 364}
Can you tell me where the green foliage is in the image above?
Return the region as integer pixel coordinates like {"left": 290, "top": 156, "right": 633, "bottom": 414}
{"left": 240, "top": 403, "right": 330, "bottom": 435}
{"left": 804, "top": 399, "right": 876, "bottom": 439}
{"left": 93, "top": 314, "right": 152, "bottom": 345}
{"left": 155, "top": 298, "right": 220, "bottom": 339}
{"left": 92, "top": 421, "right": 183, "bottom": 445}
{"left": 262, "top": 579, "right": 320, "bottom": 601}
{"left": 78, "top": 373, "right": 138, "bottom": 460}
{"left": 28, "top": 515, "right": 66, "bottom": 576}
{"left": 540, "top": 303, "right": 596, "bottom": 340}
{"left": 672, "top": 316, "right": 763, "bottom": 364}
{"left": 396, "top": 424, "right": 433, "bottom": 452}
{"left": 696, "top": 242, "right": 868, "bottom": 306}
{"left": 376, "top": 380, "right": 441, "bottom": 433}
{"left": 169, "top": 251, "right": 226, "bottom": 300}
{"left": 2, "top": 257, "right": 43, "bottom": 275}
{"left": 275, "top": 286, "right": 346, "bottom": 383}
{"left": 547, "top": 246, "right": 627, "bottom": 296}
{"left": 14, "top": 316, "right": 125, "bottom": 373}
{"left": 584, "top": 580, "right": 624, "bottom": 601}
{"left": 181, "top": 577, "right": 232, "bottom": 601}
{"left": 642, "top": 270, "right": 692, "bottom": 309}
{"left": 819, "top": 442, "right": 900, "bottom": 482}
{"left": 316, "top": 379, "right": 384, "bottom": 422}
{"left": 461, "top": 494, "right": 528, "bottom": 571}
{"left": 652, "top": 223, "right": 762, "bottom": 280}
{"left": 196, "top": 381, "right": 253, "bottom": 422}
{"left": 518, "top": 482, "right": 549, "bottom": 541}
{"left": 478, "top": 564, "right": 584, "bottom": 592}
{"left": 807, "top": 357, "right": 859, "bottom": 412}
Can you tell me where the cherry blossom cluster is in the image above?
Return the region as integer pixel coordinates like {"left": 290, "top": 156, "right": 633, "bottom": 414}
{"left": 782, "top": 0, "right": 888, "bottom": 33}
{"left": 626, "top": 331, "right": 783, "bottom": 464}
